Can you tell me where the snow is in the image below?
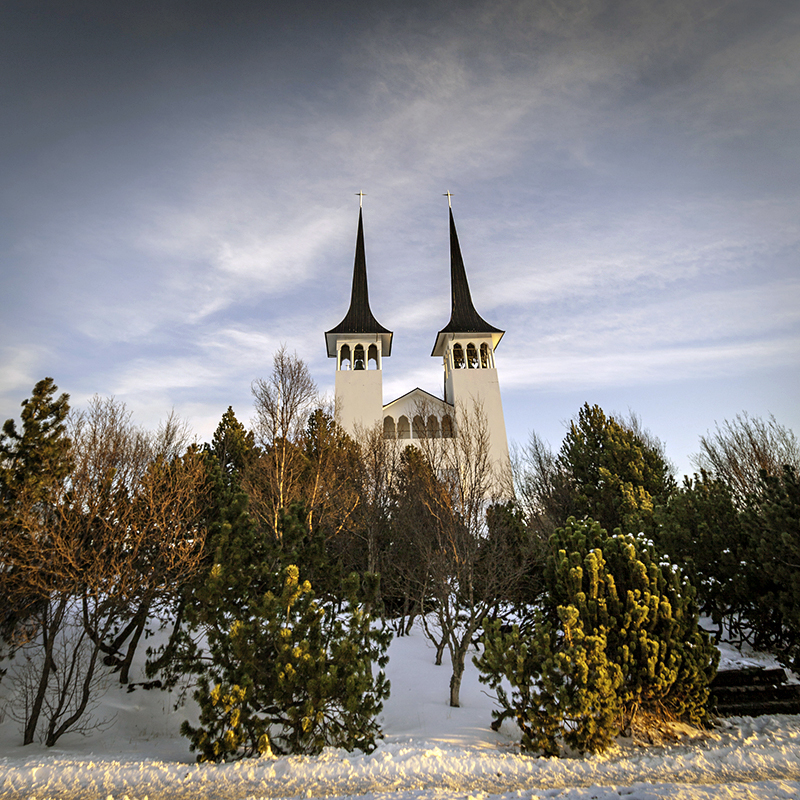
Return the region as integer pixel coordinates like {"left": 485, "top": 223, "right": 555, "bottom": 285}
{"left": 1, "top": 624, "right": 799, "bottom": 800}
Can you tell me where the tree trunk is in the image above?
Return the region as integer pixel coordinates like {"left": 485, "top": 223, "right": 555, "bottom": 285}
{"left": 449, "top": 650, "right": 465, "bottom": 707}
{"left": 421, "top": 614, "right": 446, "bottom": 665}
{"left": 24, "top": 596, "right": 68, "bottom": 745}
{"left": 119, "top": 605, "right": 149, "bottom": 685}
{"left": 403, "top": 600, "right": 417, "bottom": 636}
{"left": 45, "top": 628, "right": 102, "bottom": 746}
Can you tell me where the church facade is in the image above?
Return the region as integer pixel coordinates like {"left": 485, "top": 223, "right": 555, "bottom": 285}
{"left": 325, "top": 204, "right": 510, "bottom": 480}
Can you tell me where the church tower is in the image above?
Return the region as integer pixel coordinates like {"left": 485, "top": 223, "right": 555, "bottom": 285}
{"left": 325, "top": 205, "right": 392, "bottom": 434}
{"left": 431, "top": 203, "right": 510, "bottom": 474}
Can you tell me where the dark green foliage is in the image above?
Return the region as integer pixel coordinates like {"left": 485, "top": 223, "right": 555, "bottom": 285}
{"left": 379, "top": 447, "right": 438, "bottom": 628}
{"left": 740, "top": 466, "right": 800, "bottom": 668}
{"left": 476, "top": 518, "right": 717, "bottom": 755}
{"left": 158, "top": 408, "right": 390, "bottom": 761}
{"left": 478, "top": 608, "right": 622, "bottom": 755}
{"left": 656, "top": 461, "right": 800, "bottom": 668}
{"left": 182, "top": 564, "right": 390, "bottom": 760}
{"left": 655, "top": 472, "right": 746, "bottom": 632}
{"left": 480, "top": 501, "right": 541, "bottom": 606}
{"left": 210, "top": 406, "right": 255, "bottom": 478}
{"left": 0, "top": 378, "right": 72, "bottom": 645}
{"left": 559, "top": 404, "right": 675, "bottom": 535}
{"left": 0, "top": 377, "right": 72, "bottom": 506}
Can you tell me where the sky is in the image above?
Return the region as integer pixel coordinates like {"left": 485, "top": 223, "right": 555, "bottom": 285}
{"left": 1, "top": 0, "right": 798, "bottom": 478}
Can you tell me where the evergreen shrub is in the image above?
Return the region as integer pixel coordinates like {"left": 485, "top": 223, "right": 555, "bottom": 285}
{"left": 476, "top": 517, "right": 718, "bottom": 755}
{"left": 181, "top": 564, "right": 390, "bottom": 761}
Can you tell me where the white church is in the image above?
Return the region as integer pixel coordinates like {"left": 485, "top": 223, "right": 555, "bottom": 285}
{"left": 324, "top": 202, "right": 510, "bottom": 478}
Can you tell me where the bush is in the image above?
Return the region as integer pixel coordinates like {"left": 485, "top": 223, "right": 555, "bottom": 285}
{"left": 740, "top": 466, "right": 800, "bottom": 668}
{"left": 181, "top": 565, "right": 390, "bottom": 761}
{"left": 476, "top": 518, "right": 717, "bottom": 755}
{"left": 654, "top": 472, "right": 747, "bottom": 636}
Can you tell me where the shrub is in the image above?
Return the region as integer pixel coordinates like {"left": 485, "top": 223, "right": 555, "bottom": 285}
{"left": 181, "top": 565, "right": 390, "bottom": 761}
{"left": 476, "top": 518, "right": 717, "bottom": 755}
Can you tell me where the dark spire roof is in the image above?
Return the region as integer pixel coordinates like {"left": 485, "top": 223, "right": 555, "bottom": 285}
{"left": 325, "top": 208, "right": 393, "bottom": 357}
{"left": 432, "top": 208, "right": 503, "bottom": 356}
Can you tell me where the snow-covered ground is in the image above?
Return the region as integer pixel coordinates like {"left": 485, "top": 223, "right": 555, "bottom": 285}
{"left": 1, "top": 623, "right": 799, "bottom": 800}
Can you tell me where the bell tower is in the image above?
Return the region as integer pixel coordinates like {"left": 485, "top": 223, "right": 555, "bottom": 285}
{"left": 325, "top": 201, "right": 392, "bottom": 434}
{"left": 431, "top": 200, "right": 510, "bottom": 475}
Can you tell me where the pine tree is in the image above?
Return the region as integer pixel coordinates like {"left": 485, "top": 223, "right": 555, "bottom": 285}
{"left": 210, "top": 406, "right": 255, "bottom": 478}
{"left": 476, "top": 518, "right": 717, "bottom": 755}
{"left": 0, "top": 377, "right": 71, "bottom": 509}
{"left": 740, "top": 466, "right": 800, "bottom": 668}
{"left": 478, "top": 606, "right": 622, "bottom": 755}
{"left": 558, "top": 404, "right": 675, "bottom": 534}
{"left": 154, "top": 409, "right": 390, "bottom": 761}
{"left": 547, "top": 519, "right": 717, "bottom": 727}
{"left": 0, "top": 378, "right": 72, "bottom": 645}
{"left": 182, "top": 563, "right": 390, "bottom": 760}
{"left": 655, "top": 472, "right": 746, "bottom": 636}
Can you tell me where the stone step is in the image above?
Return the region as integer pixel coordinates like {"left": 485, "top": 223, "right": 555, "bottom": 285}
{"left": 710, "top": 672, "right": 800, "bottom": 716}
{"left": 710, "top": 667, "right": 787, "bottom": 688}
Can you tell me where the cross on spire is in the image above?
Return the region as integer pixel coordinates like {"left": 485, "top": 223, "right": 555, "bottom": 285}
{"left": 356, "top": 191, "right": 366, "bottom": 208}
{"left": 443, "top": 191, "right": 453, "bottom": 208}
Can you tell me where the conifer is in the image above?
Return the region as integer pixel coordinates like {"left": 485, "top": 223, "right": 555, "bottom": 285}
{"left": 157, "top": 407, "right": 390, "bottom": 761}
{"left": 477, "top": 517, "right": 717, "bottom": 755}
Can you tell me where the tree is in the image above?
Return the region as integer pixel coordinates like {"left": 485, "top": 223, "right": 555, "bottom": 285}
{"left": 150, "top": 404, "right": 391, "bottom": 760}
{"left": 693, "top": 413, "right": 800, "bottom": 506}
{"left": 182, "top": 562, "right": 390, "bottom": 760}
{"left": 402, "top": 401, "right": 528, "bottom": 708}
{"left": 559, "top": 404, "right": 675, "bottom": 535}
{"left": 477, "top": 518, "right": 717, "bottom": 755}
{"left": 511, "top": 430, "right": 572, "bottom": 541}
{"left": 0, "top": 378, "right": 72, "bottom": 640}
{"left": 740, "top": 466, "right": 800, "bottom": 668}
{"left": 514, "top": 405, "right": 675, "bottom": 543}
{"left": 350, "top": 421, "right": 400, "bottom": 579}
{"left": 380, "top": 446, "right": 437, "bottom": 637}
{"left": 478, "top": 604, "right": 622, "bottom": 756}
{"left": 210, "top": 406, "right": 255, "bottom": 478}
{"left": 248, "top": 346, "right": 318, "bottom": 539}
{"left": 1, "top": 384, "right": 208, "bottom": 745}
{"left": 654, "top": 472, "right": 747, "bottom": 637}
{"left": 301, "top": 410, "right": 362, "bottom": 591}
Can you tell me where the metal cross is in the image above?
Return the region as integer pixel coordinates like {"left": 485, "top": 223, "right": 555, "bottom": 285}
{"left": 355, "top": 191, "right": 366, "bottom": 208}
{"left": 443, "top": 191, "right": 453, "bottom": 208}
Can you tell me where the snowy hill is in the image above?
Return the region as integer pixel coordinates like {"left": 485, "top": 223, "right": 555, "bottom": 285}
{"left": 1, "top": 624, "right": 799, "bottom": 799}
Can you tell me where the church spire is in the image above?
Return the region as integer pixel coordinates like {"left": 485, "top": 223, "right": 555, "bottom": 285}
{"left": 325, "top": 207, "right": 392, "bottom": 357}
{"left": 432, "top": 206, "right": 503, "bottom": 356}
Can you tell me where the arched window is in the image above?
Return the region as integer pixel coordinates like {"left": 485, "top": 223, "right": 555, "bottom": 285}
{"left": 441, "top": 414, "right": 454, "bottom": 438}
{"left": 412, "top": 415, "right": 426, "bottom": 438}
{"left": 397, "top": 415, "right": 410, "bottom": 439}
{"left": 427, "top": 415, "right": 440, "bottom": 438}
{"left": 353, "top": 344, "right": 365, "bottom": 370}
{"left": 453, "top": 343, "right": 465, "bottom": 369}
{"left": 480, "top": 343, "right": 490, "bottom": 368}
{"left": 466, "top": 343, "right": 479, "bottom": 369}
{"left": 339, "top": 344, "right": 351, "bottom": 370}
{"left": 383, "top": 416, "right": 396, "bottom": 439}
{"left": 368, "top": 344, "right": 379, "bottom": 370}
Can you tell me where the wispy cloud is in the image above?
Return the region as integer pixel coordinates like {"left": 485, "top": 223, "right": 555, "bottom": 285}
{"left": 2, "top": 0, "right": 798, "bottom": 459}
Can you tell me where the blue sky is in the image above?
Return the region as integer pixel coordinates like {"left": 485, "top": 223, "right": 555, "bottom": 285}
{"left": 2, "top": 0, "right": 798, "bottom": 477}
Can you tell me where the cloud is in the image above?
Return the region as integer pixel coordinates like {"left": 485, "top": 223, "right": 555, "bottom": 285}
{"left": 2, "top": 0, "right": 798, "bottom": 456}
{"left": 501, "top": 333, "right": 800, "bottom": 392}
{"left": 0, "top": 345, "right": 50, "bottom": 398}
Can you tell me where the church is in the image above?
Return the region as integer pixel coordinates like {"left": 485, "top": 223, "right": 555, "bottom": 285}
{"left": 324, "top": 200, "right": 510, "bottom": 480}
